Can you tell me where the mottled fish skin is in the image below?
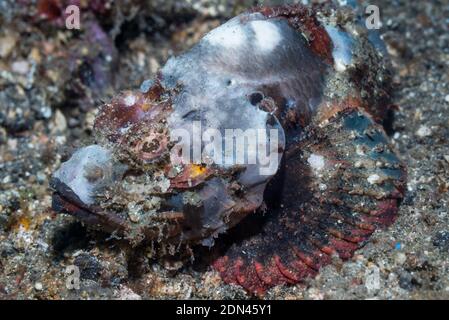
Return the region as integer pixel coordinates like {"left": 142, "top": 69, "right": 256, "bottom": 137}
{"left": 213, "top": 108, "right": 405, "bottom": 295}
{"left": 51, "top": 3, "right": 406, "bottom": 296}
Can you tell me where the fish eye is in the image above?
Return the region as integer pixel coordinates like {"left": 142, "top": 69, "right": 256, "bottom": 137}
{"left": 132, "top": 129, "right": 169, "bottom": 162}
{"left": 142, "top": 139, "right": 160, "bottom": 153}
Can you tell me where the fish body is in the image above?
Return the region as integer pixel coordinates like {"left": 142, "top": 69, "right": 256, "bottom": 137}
{"left": 51, "top": 3, "right": 406, "bottom": 295}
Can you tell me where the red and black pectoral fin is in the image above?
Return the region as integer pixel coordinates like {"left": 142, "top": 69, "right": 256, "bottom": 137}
{"left": 213, "top": 108, "right": 406, "bottom": 296}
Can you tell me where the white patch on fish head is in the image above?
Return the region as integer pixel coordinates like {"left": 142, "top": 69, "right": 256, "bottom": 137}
{"left": 249, "top": 20, "right": 282, "bottom": 53}
{"left": 204, "top": 20, "right": 246, "bottom": 48}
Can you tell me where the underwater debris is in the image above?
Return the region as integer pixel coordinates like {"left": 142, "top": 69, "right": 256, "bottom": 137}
{"left": 51, "top": 3, "right": 406, "bottom": 296}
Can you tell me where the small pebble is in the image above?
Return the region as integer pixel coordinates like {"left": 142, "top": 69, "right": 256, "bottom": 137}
{"left": 34, "top": 282, "right": 43, "bottom": 291}
{"left": 0, "top": 34, "right": 17, "bottom": 58}
{"left": 416, "top": 125, "right": 432, "bottom": 137}
{"left": 367, "top": 174, "right": 381, "bottom": 185}
{"left": 11, "top": 60, "right": 30, "bottom": 75}
{"left": 433, "top": 231, "right": 449, "bottom": 250}
{"left": 394, "top": 252, "right": 407, "bottom": 265}
{"left": 319, "top": 183, "right": 327, "bottom": 191}
{"left": 54, "top": 110, "right": 67, "bottom": 132}
{"left": 398, "top": 272, "right": 414, "bottom": 291}
{"left": 40, "top": 106, "right": 52, "bottom": 119}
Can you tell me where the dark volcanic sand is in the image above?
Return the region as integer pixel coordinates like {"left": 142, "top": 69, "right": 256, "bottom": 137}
{"left": 0, "top": 0, "right": 448, "bottom": 299}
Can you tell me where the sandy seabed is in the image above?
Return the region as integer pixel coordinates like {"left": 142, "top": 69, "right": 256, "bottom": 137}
{"left": 0, "top": 0, "right": 448, "bottom": 299}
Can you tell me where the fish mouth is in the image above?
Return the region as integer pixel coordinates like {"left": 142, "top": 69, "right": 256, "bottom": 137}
{"left": 50, "top": 177, "right": 186, "bottom": 242}
{"left": 50, "top": 177, "right": 129, "bottom": 235}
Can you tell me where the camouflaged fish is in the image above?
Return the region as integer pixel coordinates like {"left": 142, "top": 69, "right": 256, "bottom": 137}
{"left": 51, "top": 3, "right": 406, "bottom": 296}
